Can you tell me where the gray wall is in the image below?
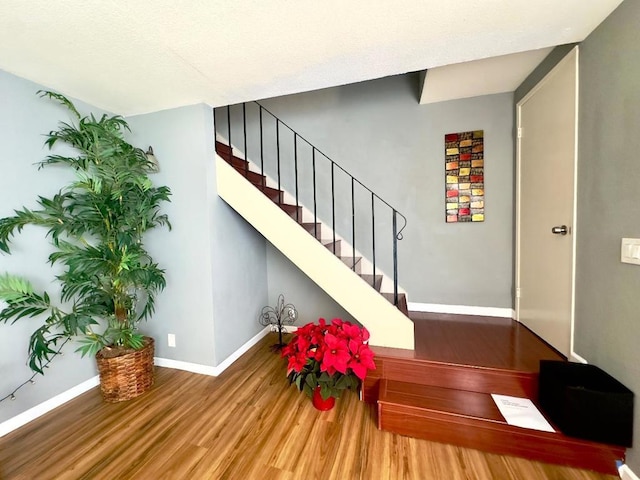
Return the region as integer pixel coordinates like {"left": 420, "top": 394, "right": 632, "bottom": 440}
{"left": 514, "top": 44, "right": 578, "bottom": 104}
{"left": 210, "top": 190, "right": 268, "bottom": 362}
{"left": 220, "top": 76, "right": 515, "bottom": 308}
{"left": 127, "top": 105, "right": 219, "bottom": 366}
{"left": 573, "top": 0, "right": 640, "bottom": 470}
{"left": 266, "top": 244, "right": 355, "bottom": 326}
{"left": 127, "top": 105, "right": 269, "bottom": 367}
{"left": 1, "top": 72, "right": 269, "bottom": 426}
{"left": 0, "top": 71, "right": 101, "bottom": 423}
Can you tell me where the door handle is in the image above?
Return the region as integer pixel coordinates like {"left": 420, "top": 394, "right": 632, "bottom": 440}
{"left": 551, "top": 225, "right": 568, "bottom": 235}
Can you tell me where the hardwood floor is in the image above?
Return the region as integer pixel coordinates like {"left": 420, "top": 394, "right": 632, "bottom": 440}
{"left": 411, "top": 311, "right": 566, "bottom": 370}
{"left": 0, "top": 333, "right": 616, "bottom": 480}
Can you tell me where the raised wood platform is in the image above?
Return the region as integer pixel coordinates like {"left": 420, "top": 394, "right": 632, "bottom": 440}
{"left": 367, "top": 313, "right": 625, "bottom": 475}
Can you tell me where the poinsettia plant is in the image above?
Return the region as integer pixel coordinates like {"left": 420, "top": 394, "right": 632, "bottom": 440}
{"left": 282, "top": 318, "right": 375, "bottom": 400}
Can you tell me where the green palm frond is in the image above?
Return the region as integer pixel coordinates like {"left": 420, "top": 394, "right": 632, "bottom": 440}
{"left": 1, "top": 91, "right": 171, "bottom": 374}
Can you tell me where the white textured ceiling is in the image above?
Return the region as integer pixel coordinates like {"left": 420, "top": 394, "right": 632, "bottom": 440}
{"left": 0, "top": 0, "right": 623, "bottom": 115}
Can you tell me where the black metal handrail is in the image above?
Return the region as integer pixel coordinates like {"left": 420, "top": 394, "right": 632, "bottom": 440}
{"left": 215, "top": 102, "right": 407, "bottom": 305}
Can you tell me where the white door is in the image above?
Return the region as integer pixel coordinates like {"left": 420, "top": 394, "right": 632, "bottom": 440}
{"left": 516, "top": 47, "right": 578, "bottom": 358}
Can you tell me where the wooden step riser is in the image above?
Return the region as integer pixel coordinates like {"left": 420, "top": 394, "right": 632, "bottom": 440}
{"left": 231, "top": 165, "right": 267, "bottom": 185}
{"left": 257, "top": 187, "right": 284, "bottom": 203}
{"left": 363, "top": 357, "right": 538, "bottom": 403}
{"left": 378, "top": 403, "right": 623, "bottom": 475}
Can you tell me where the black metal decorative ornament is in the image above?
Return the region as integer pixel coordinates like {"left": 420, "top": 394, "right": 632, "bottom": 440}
{"left": 259, "top": 294, "right": 297, "bottom": 351}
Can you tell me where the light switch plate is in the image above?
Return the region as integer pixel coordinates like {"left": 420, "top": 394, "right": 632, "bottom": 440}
{"left": 621, "top": 238, "right": 640, "bottom": 265}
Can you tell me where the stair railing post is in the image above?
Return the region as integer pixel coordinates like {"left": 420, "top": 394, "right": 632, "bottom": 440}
{"left": 243, "top": 103, "right": 248, "bottom": 177}
{"left": 393, "top": 209, "right": 398, "bottom": 306}
{"left": 276, "top": 120, "right": 281, "bottom": 198}
{"left": 371, "top": 192, "right": 376, "bottom": 282}
{"left": 227, "top": 105, "right": 232, "bottom": 157}
{"left": 294, "top": 134, "right": 299, "bottom": 222}
{"left": 259, "top": 106, "right": 265, "bottom": 190}
{"left": 331, "top": 161, "right": 336, "bottom": 254}
{"left": 312, "top": 148, "right": 318, "bottom": 240}
{"left": 351, "top": 177, "right": 356, "bottom": 271}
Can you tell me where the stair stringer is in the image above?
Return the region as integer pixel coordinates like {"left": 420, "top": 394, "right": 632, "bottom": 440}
{"left": 216, "top": 155, "right": 415, "bottom": 350}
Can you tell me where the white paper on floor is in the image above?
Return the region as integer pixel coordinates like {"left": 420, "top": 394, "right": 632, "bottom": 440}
{"left": 491, "top": 394, "right": 555, "bottom": 433}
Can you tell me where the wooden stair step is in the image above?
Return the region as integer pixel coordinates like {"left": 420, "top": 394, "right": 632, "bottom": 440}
{"left": 231, "top": 164, "right": 267, "bottom": 185}
{"left": 339, "top": 256, "right": 362, "bottom": 273}
{"left": 300, "top": 222, "right": 322, "bottom": 240}
{"left": 220, "top": 152, "right": 250, "bottom": 170}
{"left": 257, "top": 185, "right": 284, "bottom": 203}
{"left": 278, "top": 202, "right": 302, "bottom": 221}
{"left": 323, "top": 239, "right": 341, "bottom": 255}
{"left": 215, "top": 141, "right": 232, "bottom": 155}
{"left": 359, "top": 273, "right": 382, "bottom": 291}
{"left": 381, "top": 292, "right": 408, "bottom": 316}
{"left": 377, "top": 379, "right": 624, "bottom": 475}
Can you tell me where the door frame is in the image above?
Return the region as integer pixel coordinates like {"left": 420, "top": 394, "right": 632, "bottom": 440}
{"left": 515, "top": 46, "right": 583, "bottom": 362}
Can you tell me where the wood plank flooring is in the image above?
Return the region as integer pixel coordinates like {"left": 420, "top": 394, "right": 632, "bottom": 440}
{"left": 0, "top": 333, "right": 616, "bottom": 480}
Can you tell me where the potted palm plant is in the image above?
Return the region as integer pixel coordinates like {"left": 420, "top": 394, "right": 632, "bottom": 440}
{"left": 0, "top": 91, "right": 171, "bottom": 402}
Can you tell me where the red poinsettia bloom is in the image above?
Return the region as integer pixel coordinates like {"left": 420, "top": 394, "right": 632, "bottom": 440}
{"left": 287, "top": 351, "right": 308, "bottom": 375}
{"left": 347, "top": 340, "right": 376, "bottom": 380}
{"left": 341, "top": 322, "right": 363, "bottom": 341}
{"left": 282, "top": 318, "right": 376, "bottom": 400}
{"left": 320, "top": 333, "right": 350, "bottom": 374}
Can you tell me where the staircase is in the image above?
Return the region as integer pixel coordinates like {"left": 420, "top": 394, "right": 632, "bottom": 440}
{"left": 214, "top": 134, "right": 413, "bottom": 349}
{"left": 216, "top": 140, "right": 406, "bottom": 315}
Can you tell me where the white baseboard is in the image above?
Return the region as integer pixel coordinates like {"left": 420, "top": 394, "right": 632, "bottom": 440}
{"left": 407, "top": 302, "right": 514, "bottom": 319}
{"left": 211, "top": 326, "right": 271, "bottom": 375}
{"left": 0, "top": 327, "right": 274, "bottom": 438}
{"left": 271, "top": 324, "right": 298, "bottom": 334}
{"left": 570, "top": 351, "right": 588, "bottom": 364}
{"left": 155, "top": 327, "right": 272, "bottom": 377}
{"left": 153, "top": 357, "right": 217, "bottom": 376}
{"left": 0, "top": 375, "right": 99, "bottom": 438}
{"left": 620, "top": 464, "right": 640, "bottom": 480}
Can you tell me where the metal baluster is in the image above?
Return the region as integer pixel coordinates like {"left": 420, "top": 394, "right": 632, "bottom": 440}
{"left": 243, "top": 103, "right": 248, "bottom": 177}
{"left": 313, "top": 148, "right": 317, "bottom": 241}
{"left": 371, "top": 193, "right": 376, "bottom": 285}
{"left": 259, "top": 107, "right": 265, "bottom": 190}
{"left": 392, "top": 209, "right": 398, "bottom": 306}
{"left": 212, "top": 108, "right": 217, "bottom": 145}
{"left": 294, "top": 134, "right": 299, "bottom": 222}
{"left": 276, "top": 121, "right": 281, "bottom": 196}
{"left": 351, "top": 178, "right": 356, "bottom": 271}
{"left": 331, "top": 162, "right": 336, "bottom": 254}
{"left": 227, "top": 105, "right": 232, "bottom": 158}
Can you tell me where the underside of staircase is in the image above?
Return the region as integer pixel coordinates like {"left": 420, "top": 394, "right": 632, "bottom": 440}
{"left": 365, "top": 312, "right": 626, "bottom": 475}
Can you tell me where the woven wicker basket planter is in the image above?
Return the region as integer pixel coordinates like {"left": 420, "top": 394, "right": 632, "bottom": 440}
{"left": 96, "top": 337, "right": 155, "bottom": 403}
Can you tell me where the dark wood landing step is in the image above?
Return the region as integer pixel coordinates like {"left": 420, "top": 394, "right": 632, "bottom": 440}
{"left": 363, "top": 351, "right": 539, "bottom": 404}
{"left": 378, "top": 379, "right": 625, "bottom": 475}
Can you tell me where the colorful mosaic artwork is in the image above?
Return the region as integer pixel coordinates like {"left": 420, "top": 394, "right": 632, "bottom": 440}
{"left": 445, "top": 130, "right": 484, "bottom": 223}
